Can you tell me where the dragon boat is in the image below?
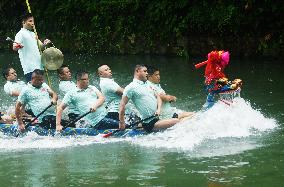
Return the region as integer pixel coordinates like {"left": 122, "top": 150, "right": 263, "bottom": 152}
{"left": 0, "top": 124, "right": 147, "bottom": 137}
{"left": 218, "top": 87, "right": 241, "bottom": 106}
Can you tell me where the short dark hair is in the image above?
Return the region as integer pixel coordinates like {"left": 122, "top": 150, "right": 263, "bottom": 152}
{"left": 147, "top": 66, "right": 159, "bottom": 76}
{"left": 21, "top": 13, "right": 33, "bottom": 22}
{"left": 2, "top": 67, "right": 12, "bottom": 80}
{"left": 134, "top": 64, "right": 147, "bottom": 73}
{"left": 76, "top": 70, "right": 88, "bottom": 81}
{"left": 57, "top": 65, "right": 69, "bottom": 75}
{"left": 32, "top": 69, "right": 44, "bottom": 77}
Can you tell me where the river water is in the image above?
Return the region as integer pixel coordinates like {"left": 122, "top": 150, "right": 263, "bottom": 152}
{"left": 0, "top": 52, "right": 283, "bottom": 186}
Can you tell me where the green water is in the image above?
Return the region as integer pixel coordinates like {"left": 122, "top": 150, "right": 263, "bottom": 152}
{"left": 0, "top": 52, "right": 283, "bottom": 187}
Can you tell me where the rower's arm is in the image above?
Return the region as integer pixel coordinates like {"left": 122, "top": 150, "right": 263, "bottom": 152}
{"left": 4, "top": 85, "right": 21, "bottom": 97}
{"left": 91, "top": 90, "right": 105, "bottom": 112}
{"left": 47, "top": 88, "right": 58, "bottom": 105}
{"left": 159, "top": 93, "right": 177, "bottom": 102}
{"left": 119, "top": 96, "right": 129, "bottom": 129}
{"left": 15, "top": 101, "right": 25, "bottom": 130}
{"left": 115, "top": 87, "right": 124, "bottom": 96}
{"left": 156, "top": 94, "right": 162, "bottom": 116}
{"left": 56, "top": 103, "right": 67, "bottom": 131}
{"left": 11, "top": 90, "right": 20, "bottom": 97}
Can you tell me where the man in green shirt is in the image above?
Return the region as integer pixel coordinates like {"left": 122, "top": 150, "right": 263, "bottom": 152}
{"left": 57, "top": 65, "right": 79, "bottom": 121}
{"left": 147, "top": 66, "right": 194, "bottom": 120}
{"left": 119, "top": 64, "right": 180, "bottom": 133}
{"left": 3, "top": 67, "right": 26, "bottom": 98}
{"left": 98, "top": 65, "right": 124, "bottom": 120}
{"left": 15, "top": 69, "right": 58, "bottom": 131}
{"left": 56, "top": 71, "right": 119, "bottom": 131}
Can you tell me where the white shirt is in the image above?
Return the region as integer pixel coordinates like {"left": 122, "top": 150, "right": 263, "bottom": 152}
{"left": 4, "top": 80, "right": 26, "bottom": 96}
{"left": 59, "top": 80, "right": 77, "bottom": 99}
{"left": 59, "top": 80, "right": 79, "bottom": 114}
{"left": 15, "top": 28, "right": 43, "bottom": 74}
{"left": 99, "top": 77, "right": 121, "bottom": 113}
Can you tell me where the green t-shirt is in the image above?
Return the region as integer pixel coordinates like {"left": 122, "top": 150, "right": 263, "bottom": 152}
{"left": 123, "top": 79, "right": 157, "bottom": 122}
{"left": 18, "top": 83, "right": 55, "bottom": 122}
{"left": 99, "top": 77, "right": 121, "bottom": 113}
{"left": 62, "top": 85, "right": 107, "bottom": 127}
{"left": 59, "top": 80, "right": 79, "bottom": 114}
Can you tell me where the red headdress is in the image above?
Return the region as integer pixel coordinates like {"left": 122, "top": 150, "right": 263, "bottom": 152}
{"left": 195, "top": 50, "right": 230, "bottom": 85}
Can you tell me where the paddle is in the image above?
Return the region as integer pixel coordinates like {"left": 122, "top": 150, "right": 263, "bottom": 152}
{"left": 103, "top": 115, "right": 157, "bottom": 138}
{"left": 16, "top": 103, "right": 53, "bottom": 137}
{"left": 26, "top": 103, "right": 54, "bottom": 128}
{"left": 63, "top": 109, "right": 92, "bottom": 129}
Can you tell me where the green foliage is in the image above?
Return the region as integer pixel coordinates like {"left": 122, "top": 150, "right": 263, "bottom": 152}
{"left": 0, "top": 0, "right": 283, "bottom": 57}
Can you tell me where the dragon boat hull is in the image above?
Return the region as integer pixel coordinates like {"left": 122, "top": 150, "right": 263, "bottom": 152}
{"left": 0, "top": 124, "right": 146, "bottom": 137}
{"left": 218, "top": 87, "right": 241, "bottom": 105}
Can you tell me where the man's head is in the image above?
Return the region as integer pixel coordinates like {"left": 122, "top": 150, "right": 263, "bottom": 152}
{"left": 3, "top": 67, "right": 18, "bottom": 81}
{"left": 134, "top": 64, "right": 148, "bottom": 82}
{"left": 22, "top": 13, "right": 34, "bottom": 30}
{"left": 98, "top": 65, "right": 112, "bottom": 78}
{"left": 76, "top": 70, "right": 89, "bottom": 89}
{"left": 57, "top": 65, "right": 72, "bottom": 81}
{"left": 31, "top": 69, "right": 44, "bottom": 88}
{"left": 147, "top": 66, "right": 160, "bottom": 84}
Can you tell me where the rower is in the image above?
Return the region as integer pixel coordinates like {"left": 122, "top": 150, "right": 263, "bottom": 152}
{"left": 2, "top": 67, "right": 35, "bottom": 117}
{"left": 15, "top": 69, "right": 60, "bottom": 131}
{"left": 119, "top": 64, "right": 180, "bottom": 133}
{"left": 3, "top": 67, "right": 26, "bottom": 98}
{"left": 56, "top": 70, "right": 119, "bottom": 132}
{"left": 98, "top": 65, "right": 140, "bottom": 124}
{"left": 57, "top": 65, "right": 80, "bottom": 121}
{"left": 146, "top": 66, "right": 194, "bottom": 120}
{"left": 98, "top": 65, "right": 125, "bottom": 121}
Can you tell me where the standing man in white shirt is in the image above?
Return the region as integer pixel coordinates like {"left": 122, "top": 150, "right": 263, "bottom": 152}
{"left": 12, "top": 13, "right": 51, "bottom": 82}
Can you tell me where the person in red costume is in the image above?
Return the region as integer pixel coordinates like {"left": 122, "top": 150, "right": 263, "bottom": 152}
{"left": 195, "top": 50, "right": 242, "bottom": 109}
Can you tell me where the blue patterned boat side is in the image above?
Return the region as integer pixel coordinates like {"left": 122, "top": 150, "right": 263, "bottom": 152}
{"left": 0, "top": 124, "right": 146, "bottom": 137}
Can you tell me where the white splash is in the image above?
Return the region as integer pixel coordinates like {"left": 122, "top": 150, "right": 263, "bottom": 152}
{"left": 129, "top": 98, "right": 277, "bottom": 154}
{"left": 0, "top": 132, "right": 116, "bottom": 151}
{"left": 0, "top": 98, "right": 277, "bottom": 155}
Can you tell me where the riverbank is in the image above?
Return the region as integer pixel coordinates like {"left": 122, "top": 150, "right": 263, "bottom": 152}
{"left": 1, "top": 0, "right": 282, "bottom": 59}
{"left": 1, "top": 34, "right": 282, "bottom": 59}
